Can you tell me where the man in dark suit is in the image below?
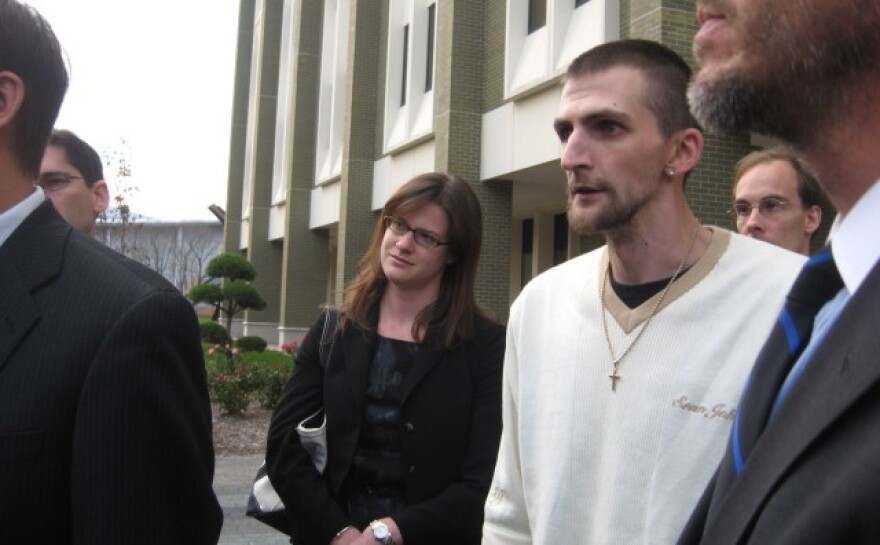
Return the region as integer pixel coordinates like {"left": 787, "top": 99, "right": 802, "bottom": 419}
{"left": 0, "top": 2, "right": 222, "bottom": 543}
{"left": 680, "top": 0, "right": 880, "bottom": 543}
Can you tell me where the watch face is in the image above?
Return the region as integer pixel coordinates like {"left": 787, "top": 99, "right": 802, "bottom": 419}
{"left": 371, "top": 521, "right": 392, "bottom": 543}
{"left": 373, "top": 524, "right": 390, "bottom": 538}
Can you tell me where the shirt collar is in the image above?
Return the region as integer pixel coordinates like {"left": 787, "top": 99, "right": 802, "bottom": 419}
{"left": 0, "top": 187, "right": 45, "bottom": 249}
{"left": 830, "top": 179, "right": 880, "bottom": 294}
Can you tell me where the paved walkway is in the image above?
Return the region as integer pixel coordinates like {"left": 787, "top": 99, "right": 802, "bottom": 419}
{"left": 214, "top": 454, "right": 289, "bottom": 545}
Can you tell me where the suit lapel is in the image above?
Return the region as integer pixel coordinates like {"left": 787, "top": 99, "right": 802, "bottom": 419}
{"left": 705, "top": 262, "right": 880, "bottom": 542}
{"left": 0, "top": 202, "right": 69, "bottom": 373}
{"left": 401, "top": 335, "right": 445, "bottom": 403}
{"left": 0, "top": 260, "right": 40, "bottom": 371}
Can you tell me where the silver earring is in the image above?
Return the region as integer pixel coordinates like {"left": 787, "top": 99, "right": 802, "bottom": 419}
{"left": 664, "top": 167, "right": 676, "bottom": 176}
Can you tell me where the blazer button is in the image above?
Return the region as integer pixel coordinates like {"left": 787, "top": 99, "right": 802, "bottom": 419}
{"left": 408, "top": 465, "right": 416, "bottom": 474}
{"left": 403, "top": 422, "right": 414, "bottom": 432}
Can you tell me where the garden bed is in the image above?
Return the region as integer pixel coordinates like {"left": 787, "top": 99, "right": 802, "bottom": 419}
{"left": 212, "top": 400, "right": 274, "bottom": 455}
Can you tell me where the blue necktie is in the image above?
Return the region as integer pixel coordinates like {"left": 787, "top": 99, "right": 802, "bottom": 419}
{"left": 730, "top": 248, "right": 843, "bottom": 477}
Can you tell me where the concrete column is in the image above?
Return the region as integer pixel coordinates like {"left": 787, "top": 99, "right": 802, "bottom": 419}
{"left": 333, "top": 0, "right": 384, "bottom": 304}
{"left": 223, "top": 0, "right": 256, "bottom": 253}
{"left": 278, "top": 0, "right": 330, "bottom": 342}
{"left": 435, "top": 0, "right": 513, "bottom": 322}
{"left": 241, "top": 0, "right": 285, "bottom": 338}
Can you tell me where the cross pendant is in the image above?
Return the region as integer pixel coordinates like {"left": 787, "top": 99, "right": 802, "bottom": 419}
{"left": 609, "top": 367, "right": 621, "bottom": 392}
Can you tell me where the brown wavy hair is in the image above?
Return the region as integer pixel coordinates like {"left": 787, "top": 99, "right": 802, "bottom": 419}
{"left": 342, "top": 172, "right": 491, "bottom": 347}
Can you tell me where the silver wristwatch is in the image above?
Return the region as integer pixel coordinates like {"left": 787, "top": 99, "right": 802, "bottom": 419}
{"left": 369, "top": 520, "right": 395, "bottom": 545}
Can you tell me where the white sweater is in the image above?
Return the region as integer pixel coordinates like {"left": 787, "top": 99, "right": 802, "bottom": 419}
{"left": 483, "top": 229, "right": 805, "bottom": 545}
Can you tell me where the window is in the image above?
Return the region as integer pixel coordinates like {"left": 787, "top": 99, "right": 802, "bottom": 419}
{"left": 315, "top": 0, "right": 351, "bottom": 183}
{"left": 271, "top": 0, "right": 298, "bottom": 204}
{"left": 425, "top": 3, "right": 435, "bottom": 92}
{"left": 505, "top": 0, "right": 619, "bottom": 98}
{"left": 521, "top": 219, "right": 534, "bottom": 288}
{"left": 401, "top": 24, "right": 410, "bottom": 106}
{"left": 528, "top": 0, "right": 547, "bottom": 33}
{"left": 384, "top": 0, "right": 437, "bottom": 151}
{"left": 553, "top": 213, "right": 569, "bottom": 265}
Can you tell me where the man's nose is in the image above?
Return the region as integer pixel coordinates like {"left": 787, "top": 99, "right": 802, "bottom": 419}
{"left": 743, "top": 207, "right": 764, "bottom": 232}
{"left": 560, "top": 131, "right": 592, "bottom": 172}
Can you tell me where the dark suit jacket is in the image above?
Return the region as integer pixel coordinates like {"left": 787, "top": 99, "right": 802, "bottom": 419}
{"left": 0, "top": 202, "right": 222, "bottom": 544}
{"left": 679, "top": 258, "right": 880, "bottom": 544}
{"left": 266, "top": 309, "right": 505, "bottom": 545}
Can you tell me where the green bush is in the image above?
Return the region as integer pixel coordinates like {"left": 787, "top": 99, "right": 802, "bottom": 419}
{"left": 203, "top": 344, "right": 294, "bottom": 414}
{"left": 200, "top": 321, "right": 230, "bottom": 345}
{"left": 208, "top": 373, "right": 250, "bottom": 415}
{"left": 250, "top": 363, "right": 290, "bottom": 409}
{"left": 236, "top": 335, "right": 267, "bottom": 353}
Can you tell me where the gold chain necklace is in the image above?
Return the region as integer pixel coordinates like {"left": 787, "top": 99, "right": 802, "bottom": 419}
{"left": 600, "top": 223, "right": 701, "bottom": 392}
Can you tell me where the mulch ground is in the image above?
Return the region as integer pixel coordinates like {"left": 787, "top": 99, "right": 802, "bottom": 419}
{"left": 212, "top": 401, "right": 274, "bottom": 455}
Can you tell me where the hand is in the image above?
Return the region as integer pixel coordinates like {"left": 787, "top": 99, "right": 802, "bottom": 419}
{"left": 381, "top": 517, "right": 404, "bottom": 545}
{"left": 349, "top": 518, "right": 403, "bottom": 545}
{"left": 330, "top": 527, "right": 362, "bottom": 545}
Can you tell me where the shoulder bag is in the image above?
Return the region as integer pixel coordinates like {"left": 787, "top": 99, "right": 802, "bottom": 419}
{"left": 245, "top": 309, "right": 338, "bottom": 535}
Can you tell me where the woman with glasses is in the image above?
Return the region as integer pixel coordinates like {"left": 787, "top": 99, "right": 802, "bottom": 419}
{"left": 266, "top": 172, "right": 505, "bottom": 545}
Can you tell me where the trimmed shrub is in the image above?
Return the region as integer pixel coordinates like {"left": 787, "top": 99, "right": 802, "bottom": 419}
{"left": 208, "top": 373, "right": 250, "bottom": 415}
{"left": 200, "top": 321, "right": 230, "bottom": 345}
{"left": 236, "top": 335, "right": 267, "bottom": 353}
{"left": 251, "top": 363, "right": 290, "bottom": 409}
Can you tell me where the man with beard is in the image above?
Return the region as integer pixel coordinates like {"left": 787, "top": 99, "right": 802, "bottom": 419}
{"left": 481, "top": 40, "right": 803, "bottom": 545}
{"left": 679, "top": 1, "right": 880, "bottom": 544}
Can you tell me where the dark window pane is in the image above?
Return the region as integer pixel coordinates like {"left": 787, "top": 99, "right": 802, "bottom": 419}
{"left": 528, "top": 0, "right": 546, "bottom": 34}
{"left": 553, "top": 213, "right": 569, "bottom": 265}
{"left": 425, "top": 4, "right": 435, "bottom": 92}
{"left": 521, "top": 219, "right": 534, "bottom": 289}
{"left": 401, "top": 24, "right": 409, "bottom": 106}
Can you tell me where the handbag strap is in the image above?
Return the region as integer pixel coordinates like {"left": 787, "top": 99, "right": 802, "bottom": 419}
{"left": 318, "top": 308, "right": 339, "bottom": 370}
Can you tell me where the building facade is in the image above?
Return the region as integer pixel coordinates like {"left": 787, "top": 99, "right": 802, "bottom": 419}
{"left": 224, "top": 0, "right": 752, "bottom": 344}
{"left": 98, "top": 220, "right": 224, "bottom": 296}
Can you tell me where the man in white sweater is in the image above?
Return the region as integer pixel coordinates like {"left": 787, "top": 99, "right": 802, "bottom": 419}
{"left": 481, "top": 40, "right": 804, "bottom": 545}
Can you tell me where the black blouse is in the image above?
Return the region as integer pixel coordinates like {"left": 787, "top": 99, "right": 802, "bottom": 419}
{"left": 346, "top": 336, "right": 418, "bottom": 527}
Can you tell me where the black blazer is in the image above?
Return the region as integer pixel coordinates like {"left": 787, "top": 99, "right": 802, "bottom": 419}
{"left": 678, "top": 258, "right": 880, "bottom": 544}
{"left": 0, "top": 202, "right": 222, "bottom": 544}
{"left": 266, "top": 309, "right": 505, "bottom": 545}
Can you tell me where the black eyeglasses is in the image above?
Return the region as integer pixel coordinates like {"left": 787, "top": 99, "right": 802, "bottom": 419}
{"left": 37, "top": 172, "right": 84, "bottom": 193}
{"left": 383, "top": 216, "right": 449, "bottom": 249}
{"left": 728, "top": 197, "right": 790, "bottom": 220}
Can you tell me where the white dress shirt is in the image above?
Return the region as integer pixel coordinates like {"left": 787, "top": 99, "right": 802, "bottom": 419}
{"left": 0, "top": 187, "right": 45, "bottom": 248}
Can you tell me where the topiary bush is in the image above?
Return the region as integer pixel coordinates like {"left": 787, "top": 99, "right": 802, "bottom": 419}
{"left": 200, "top": 321, "right": 231, "bottom": 345}
{"left": 236, "top": 335, "right": 267, "bottom": 353}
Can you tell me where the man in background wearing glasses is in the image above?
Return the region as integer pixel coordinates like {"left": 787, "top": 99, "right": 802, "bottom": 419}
{"left": 38, "top": 129, "right": 109, "bottom": 237}
{"left": 730, "top": 146, "right": 829, "bottom": 256}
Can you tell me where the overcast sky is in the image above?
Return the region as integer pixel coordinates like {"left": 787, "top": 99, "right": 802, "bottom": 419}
{"left": 24, "top": 1, "right": 240, "bottom": 221}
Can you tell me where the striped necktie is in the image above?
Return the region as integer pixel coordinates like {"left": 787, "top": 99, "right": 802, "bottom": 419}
{"left": 729, "top": 248, "right": 843, "bottom": 477}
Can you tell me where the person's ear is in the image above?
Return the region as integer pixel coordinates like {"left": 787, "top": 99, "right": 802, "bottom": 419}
{"left": 664, "top": 127, "right": 704, "bottom": 180}
{"left": 91, "top": 179, "right": 110, "bottom": 216}
{"left": 0, "top": 71, "right": 25, "bottom": 130}
{"left": 804, "top": 204, "right": 822, "bottom": 236}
